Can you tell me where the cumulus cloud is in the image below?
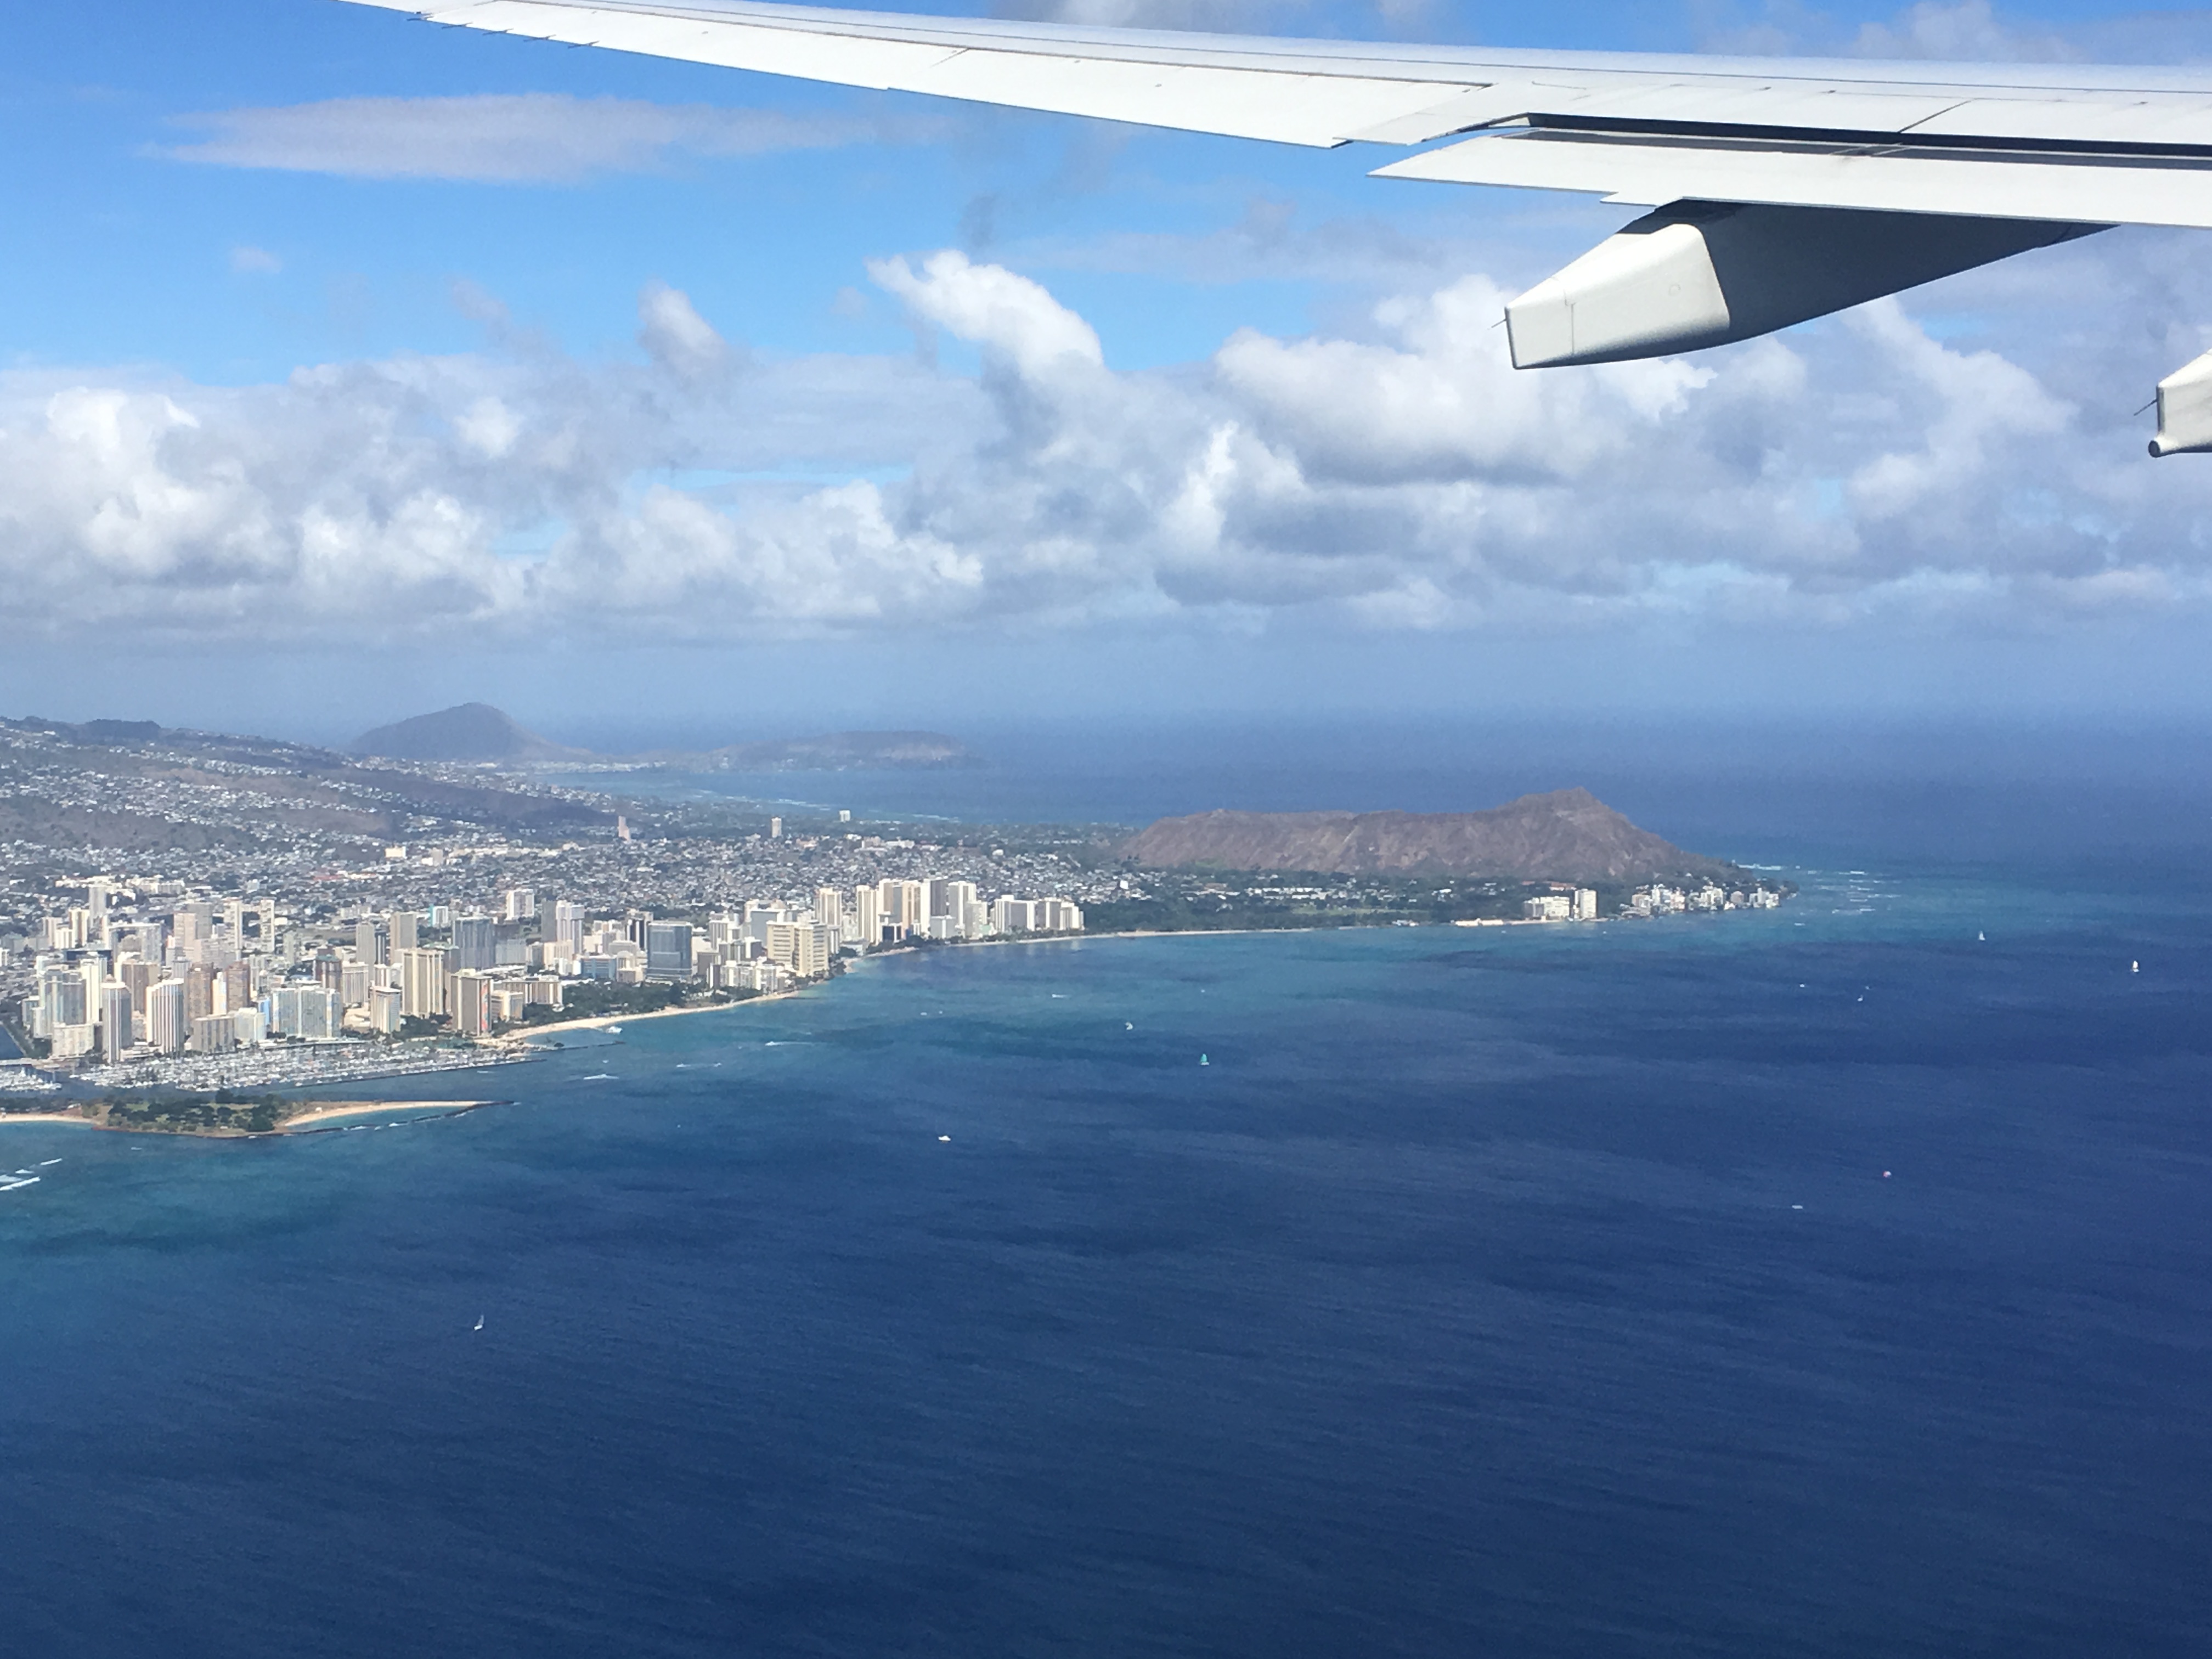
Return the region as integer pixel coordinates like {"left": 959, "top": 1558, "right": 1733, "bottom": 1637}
{"left": 159, "top": 95, "right": 946, "bottom": 182}
{"left": 869, "top": 250, "right": 1105, "bottom": 375}
{"left": 7, "top": 247, "right": 2212, "bottom": 650}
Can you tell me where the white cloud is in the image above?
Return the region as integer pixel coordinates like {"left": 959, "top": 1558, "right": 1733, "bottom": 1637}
{"left": 159, "top": 95, "right": 946, "bottom": 183}
{"left": 638, "top": 282, "right": 736, "bottom": 381}
{"left": 229, "top": 245, "right": 283, "bottom": 275}
{"left": 7, "top": 250, "right": 2212, "bottom": 650}
{"left": 1849, "top": 0, "right": 2076, "bottom": 61}
{"left": 868, "top": 250, "right": 1105, "bottom": 376}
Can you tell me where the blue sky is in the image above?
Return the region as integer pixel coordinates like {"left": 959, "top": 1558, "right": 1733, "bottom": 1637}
{"left": 9, "top": 0, "right": 2212, "bottom": 741}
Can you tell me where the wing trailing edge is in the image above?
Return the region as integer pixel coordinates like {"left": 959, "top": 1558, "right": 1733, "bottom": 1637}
{"left": 335, "top": 0, "right": 2212, "bottom": 449}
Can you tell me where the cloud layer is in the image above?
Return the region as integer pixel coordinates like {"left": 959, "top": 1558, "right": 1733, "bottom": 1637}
{"left": 7, "top": 238, "right": 2212, "bottom": 650}
{"left": 160, "top": 94, "right": 945, "bottom": 182}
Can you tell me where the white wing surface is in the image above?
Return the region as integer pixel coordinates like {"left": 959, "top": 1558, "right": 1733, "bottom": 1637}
{"left": 335, "top": 0, "right": 2212, "bottom": 452}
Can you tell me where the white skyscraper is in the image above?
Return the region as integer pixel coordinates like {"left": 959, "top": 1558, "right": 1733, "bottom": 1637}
{"left": 553, "top": 901, "right": 586, "bottom": 952}
{"left": 101, "top": 984, "right": 134, "bottom": 1063}
{"left": 149, "top": 980, "right": 188, "bottom": 1054}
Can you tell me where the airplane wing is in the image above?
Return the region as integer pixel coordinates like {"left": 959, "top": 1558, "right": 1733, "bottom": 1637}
{"left": 336, "top": 0, "right": 2212, "bottom": 454}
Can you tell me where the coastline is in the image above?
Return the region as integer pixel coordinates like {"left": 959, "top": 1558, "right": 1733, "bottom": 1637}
{"left": 280, "top": 1099, "right": 500, "bottom": 1132}
{"left": 12, "top": 919, "right": 1687, "bottom": 1116}
{"left": 505, "top": 983, "right": 815, "bottom": 1044}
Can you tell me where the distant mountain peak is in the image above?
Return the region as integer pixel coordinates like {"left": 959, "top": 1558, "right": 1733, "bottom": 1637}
{"left": 349, "top": 704, "right": 586, "bottom": 765}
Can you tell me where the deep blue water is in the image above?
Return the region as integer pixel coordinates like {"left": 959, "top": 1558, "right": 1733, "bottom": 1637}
{"left": 552, "top": 715, "right": 2212, "bottom": 867}
{"left": 4, "top": 857, "right": 2209, "bottom": 1656}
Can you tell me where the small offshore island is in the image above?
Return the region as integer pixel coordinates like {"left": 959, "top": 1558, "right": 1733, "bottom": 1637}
{"left": 1, "top": 706, "right": 1791, "bottom": 1136}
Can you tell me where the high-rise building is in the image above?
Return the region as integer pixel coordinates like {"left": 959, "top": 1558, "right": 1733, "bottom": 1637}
{"left": 49, "top": 1023, "right": 97, "bottom": 1059}
{"left": 552, "top": 901, "right": 586, "bottom": 952}
{"left": 355, "top": 917, "right": 388, "bottom": 967}
{"left": 100, "top": 984, "right": 134, "bottom": 1062}
{"left": 454, "top": 915, "right": 498, "bottom": 971}
{"left": 120, "top": 956, "right": 159, "bottom": 1018}
{"left": 504, "top": 888, "right": 535, "bottom": 922}
{"left": 852, "top": 885, "right": 882, "bottom": 948}
{"left": 370, "top": 986, "right": 405, "bottom": 1034}
{"left": 42, "top": 969, "right": 88, "bottom": 1030}
{"left": 764, "top": 923, "right": 834, "bottom": 979}
{"left": 340, "top": 962, "right": 374, "bottom": 1008}
{"left": 450, "top": 970, "right": 495, "bottom": 1036}
{"left": 149, "top": 980, "right": 188, "bottom": 1054}
{"left": 928, "top": 881, "right": 979, "bottom": 937}
{"left": 992, "top": 898, "right": 1037, "bottom": 934}
{"left": 219, "top": 960, "right": 253, "bottom": 1017}
{"left": 1573, "top": 889, "right": 1600, "bottom": 922}
{"left": 189, "top": 1013, "right": 236, "bottom": 1054}
{"left": 399, "top": 947, "right": 449, "bottom": 1018}
{"left": 389, "top": 911, "right": 420, "bottom": 952}
{"left": 769, "top": 817, "right": 782, "bottom": 839}
{"left": 273, "top": 986, "right": 342, "bottom": 1041}
{"left": 645, "top": 922, "right": 695, "bottom": 979}
{"left": 814, "top": 887, "right": 846, "bottom": 929}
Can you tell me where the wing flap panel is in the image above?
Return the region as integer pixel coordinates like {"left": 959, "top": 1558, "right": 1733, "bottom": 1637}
{"left": 1375, "top": 132, "right": 2212, "bottom": 227}
{"left": 1908, "top": 93, "right": 2212, "bottom": 147}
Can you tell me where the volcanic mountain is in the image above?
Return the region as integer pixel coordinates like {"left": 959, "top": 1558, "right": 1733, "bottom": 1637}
{"left": 350, "top": 704, "right": 590, "bottom": 765}
{"left": 1122, "top": 788, "right": 1742, "bottom": 885}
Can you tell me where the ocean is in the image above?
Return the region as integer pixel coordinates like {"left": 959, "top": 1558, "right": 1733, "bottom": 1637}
{"left": 4, "top": 736, "right": 2211, "bottom": 1656}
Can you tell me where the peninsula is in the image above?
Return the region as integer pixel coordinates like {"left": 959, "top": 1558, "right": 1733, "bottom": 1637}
{"left": 1123, "top": 788, "right": 1743, "bottom": 885}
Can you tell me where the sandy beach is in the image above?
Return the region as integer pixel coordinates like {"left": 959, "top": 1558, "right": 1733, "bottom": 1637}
{"left": 503, "top": 984, "right": 820, "bottom": 1044}
{"left": 279, "top": 1099, "right": 500, "bottom": 1131}
{"left": 0, "top": 1112, "right": 91, "bottom": 1128}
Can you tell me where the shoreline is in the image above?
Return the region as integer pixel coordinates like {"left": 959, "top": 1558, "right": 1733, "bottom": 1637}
{"left": 280, "top": 1099, "right": 501, "bottom": 1132}
{"left": 9, "top": 919, "right": 1684, "bottom": 1114}
{"left": 505, "top": 983, "right": 814, "bottom": 1043}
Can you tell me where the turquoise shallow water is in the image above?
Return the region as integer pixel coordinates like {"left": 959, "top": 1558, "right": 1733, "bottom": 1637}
{"left": 3, "top": 861, "right": 2209, "bottom": 1656}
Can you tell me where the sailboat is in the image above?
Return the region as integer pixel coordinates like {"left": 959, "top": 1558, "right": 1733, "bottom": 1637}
{"left": 1199, "top": 1054, "right": 1210, "bottom": 1066}
{"left": 473, "top": 1314, "right": 485, "bottom": 1332}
